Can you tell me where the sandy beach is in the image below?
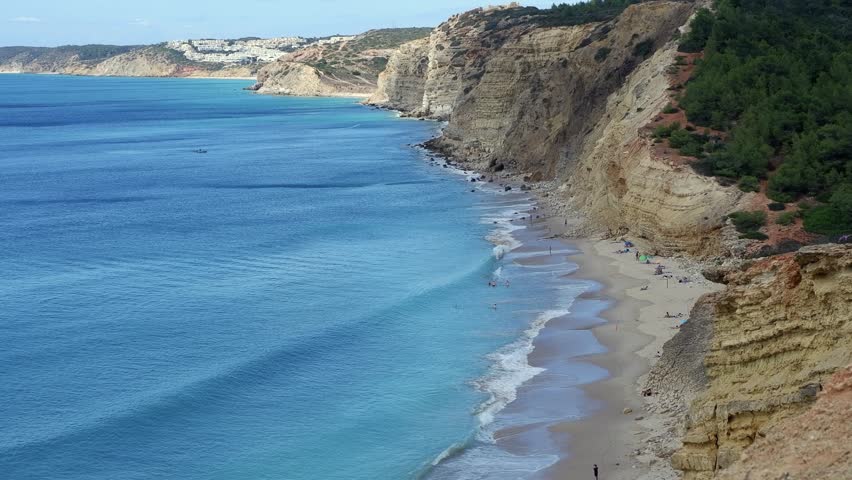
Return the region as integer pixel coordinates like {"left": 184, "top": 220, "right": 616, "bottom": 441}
{"left": 522, "top": 215, "right": 722, "bottom": 479}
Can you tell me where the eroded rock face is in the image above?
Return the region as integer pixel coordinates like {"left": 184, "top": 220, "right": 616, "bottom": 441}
{"left": 563, "top": 34, "right": 742, "bottom": 255}
{"left": 368, "top": 38, "right": 430, "bottom": 110}
{"left": 0, "top": 46, "right": 255, "bottom": 78}
{"left": 254, "top": 61, "right": 371, "bottom": 97}
{"left": 371, "top": 2, "right": 741, "bottom": 255}
{"left": 672, "top": 244, "right": 852, "bottom": 479}
{"left": 716, "top": 364, "right": 852, "bottom": 480}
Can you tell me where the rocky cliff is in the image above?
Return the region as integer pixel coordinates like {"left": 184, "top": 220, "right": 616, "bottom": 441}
{"left": 716, "top": 364, "right": 852, "bottom": 480}
{"left": 668, "top": 244, "right": 852, "bottom": 479}
{"left": 252, "top": 28, "right": 431, "bottom": 97}
{"left": 369, "top": 1, "right": 741, "bottom": 255}
{"left": 0, "top": 45, "right": 256, "bottom": 78}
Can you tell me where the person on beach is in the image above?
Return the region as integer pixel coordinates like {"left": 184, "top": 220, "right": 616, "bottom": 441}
{"left": 593, "top": 464, "right": 599, "bottom": 479}
{"left": 505, "top": 280, "right": 510, "bottom": 287}
{"left": 635, "top": 251, "right": 640, "bottom": 260}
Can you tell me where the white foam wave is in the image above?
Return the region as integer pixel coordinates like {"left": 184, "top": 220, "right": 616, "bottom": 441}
{"left": 431, "top": 441, "right": 467, "bottom": 466}
{"left": 472, "top": 308, "right": 569, "bottom": 439}
{"left": 483, "top": 208, "right": 527, "bottom": 252}
{"left": 426, "top": 444, "right": 558, "bottom": 480}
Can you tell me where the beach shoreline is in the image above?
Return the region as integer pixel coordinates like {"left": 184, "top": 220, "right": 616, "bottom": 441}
{"left": 480, "top": 198, "right": 721, "bottom": 479}
{"left": 410, "top": 147, "right": 720, "bottom": 479}
{"left": 539, "top": 230, "right": 721, "bottom": 479}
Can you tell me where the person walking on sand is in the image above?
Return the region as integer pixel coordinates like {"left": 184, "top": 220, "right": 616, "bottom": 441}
{"left": 593, "top": 464, "right": 599, "bottom": 479}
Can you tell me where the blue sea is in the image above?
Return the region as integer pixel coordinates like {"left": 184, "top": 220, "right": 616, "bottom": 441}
{"left": 0, "top": 75, "right": 605, "bottom": 479}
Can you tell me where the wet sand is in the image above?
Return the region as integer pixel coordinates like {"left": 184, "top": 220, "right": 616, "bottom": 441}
{"left": 495, "top": 212, "right": 720, "bottom": 480}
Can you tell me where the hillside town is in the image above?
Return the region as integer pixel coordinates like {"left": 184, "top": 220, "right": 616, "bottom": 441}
{"left": 165, "top": 35, "right": 356, "bottom": 64}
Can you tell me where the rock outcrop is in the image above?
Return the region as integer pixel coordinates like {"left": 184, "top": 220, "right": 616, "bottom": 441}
{"left": 254, "top": 61, "right": 368, "bottom": 96}
{"left": 367, "top": 38, "right": 430, "bottom": 109}
{"left": 253, "top": 28, "right": 431, "bottom": 97}
{"left": 0, "top": 45, "right": 256, "bottom": 78}
{"left": 369, "top": 1, "right": 741, "bottom": 255}
{"left": 670, "top": 244, "right": 852, "bottom": 479}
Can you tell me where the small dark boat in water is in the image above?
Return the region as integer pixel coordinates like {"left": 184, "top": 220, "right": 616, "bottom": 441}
{"left": 193, "top": 149, "right": 208, "bottom": 154}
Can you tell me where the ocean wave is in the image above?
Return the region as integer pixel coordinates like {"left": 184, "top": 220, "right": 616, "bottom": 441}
{"left": 423, "top": 441, "right": 558, "bottom": 480}
{"left": 202, "top": 182, "right": 373, "bottom": 190}
{"left": 472, "top": 308, "right": 570, "bottom": 436}
{"left": 425, "top": 193, "right": 584, "bottom": 479}
{"left": 0, "top": 247, "right": 503, "bottom": 456}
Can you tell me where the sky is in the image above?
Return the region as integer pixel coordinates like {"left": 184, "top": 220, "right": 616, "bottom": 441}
{"left": 3, "top": 0, "right": 557, "bottom": 47}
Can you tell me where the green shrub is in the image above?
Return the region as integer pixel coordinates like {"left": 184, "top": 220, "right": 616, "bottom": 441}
{"left": 662, "top": 103, "right": 679, "bottom": 114}
{"left": 738, "top": 176, "right": 760, "bottom": 193}
{"left": 678, "top": 0, "right": 852, "bottom": 203}
{"left": 652, "top": 122, "right": 681, "bottom": 139}
{"left": 669, "top": 129, "right": 709, "bottom": 158}
{"left": 678, "top": 8, "right": 714, "bottom": 53}
{"left": 679, "top": 141, "right": 706, "bottom": 158}
{"left": 728, "top": 210, "right": 767, "bottom": 233}
{"left": 776, "top": 211, "right": 797, "bottom": 226}
{"left": 674, "top": 55, "right": 688, "bottom": 66}
{"left": 633, "top": 39, "right": 655, "bottom": 59}
{"left": 767, "top": 202, "right": 786, "bottom": 211}
{"left": 767, "top": 188, "right": 796, "bottom": 204}
{"left": 740, "top": 231, "right": 769, "bottom": 240}
{"left": 803, "top": 206, "right": 845, "bottom": 234}
{"left": 669, "top": 129, "right": 696, "bottom": 149}
{"left": 797, "top": 200, "right": 814, "bottom": 211}
{"left": 594, "top": 47, "right": 611, "bottom": 62}
{"left": 546, "top": 0, "right": 640, "bottom": 26}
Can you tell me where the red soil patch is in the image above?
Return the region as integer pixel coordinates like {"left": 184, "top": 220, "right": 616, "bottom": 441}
{"left": 742, "top": 187, "right": 817, "bottom": 253}
{"left": 640, "top": 52, "right": 727, "bottom": 167}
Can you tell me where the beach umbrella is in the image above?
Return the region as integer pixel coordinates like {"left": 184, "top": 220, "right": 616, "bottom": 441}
{"left": 639, "top": 255, "right": 648, "bottom": 262}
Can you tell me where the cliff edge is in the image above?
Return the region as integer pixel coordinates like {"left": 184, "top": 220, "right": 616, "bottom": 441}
{"left": 252, "top": 28, "right": 431, "bottom": 97}
{"left": 665, "top": 244, "right": 852, "bottom": 479}
{"left": 369, "top": 1, "right": 741, "bottom": 255}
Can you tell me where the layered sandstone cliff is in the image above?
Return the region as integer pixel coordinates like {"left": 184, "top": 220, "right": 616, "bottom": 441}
{"left": 370, "top": 1, "right": 740, "bottom": 255}
{"left": 716, "top": 364, "right": 852, "bottom": 480}
{"left": 0, "top": 45, "right": 255, "bottom": 78}
{"left": 252, "top": 28, "right": 431, "bottom": 97}
{"left": 669, "top": 244, "right": 852, "bottom": 479}
{"left": 254, "top": 60, "right": 375, "bottom": 96}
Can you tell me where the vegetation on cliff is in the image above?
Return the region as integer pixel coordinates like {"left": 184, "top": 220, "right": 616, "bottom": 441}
{"left": 480, "top": 0, "right": 641, "bottom": 28}
{"left": 547, "top": 0, "right": 641, "bottom": 25}
{"left": 676, "top": 0, "right": 852, "bottom": 234}
{"left": 304, "top": 28, "right": 431, "bottom": 80}
{"left": 0, "top": 44, "right": 139, "bottom": 64}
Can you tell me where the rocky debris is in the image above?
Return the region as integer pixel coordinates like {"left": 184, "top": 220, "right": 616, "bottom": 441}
{"left": 645, "top": 294, "right": 717, "bottom": 417}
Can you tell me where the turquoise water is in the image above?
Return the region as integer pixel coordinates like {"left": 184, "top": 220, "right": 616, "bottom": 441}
{"left": 0, "top": 75, "right": 595, "bottom": 479}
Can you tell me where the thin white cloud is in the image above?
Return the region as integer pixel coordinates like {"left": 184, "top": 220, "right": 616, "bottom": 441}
{"left": 130, "top": 18, "right": 151, "bottom": 27}
{"left": 11, "top": 16, "right": 42, "bottom": 23}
